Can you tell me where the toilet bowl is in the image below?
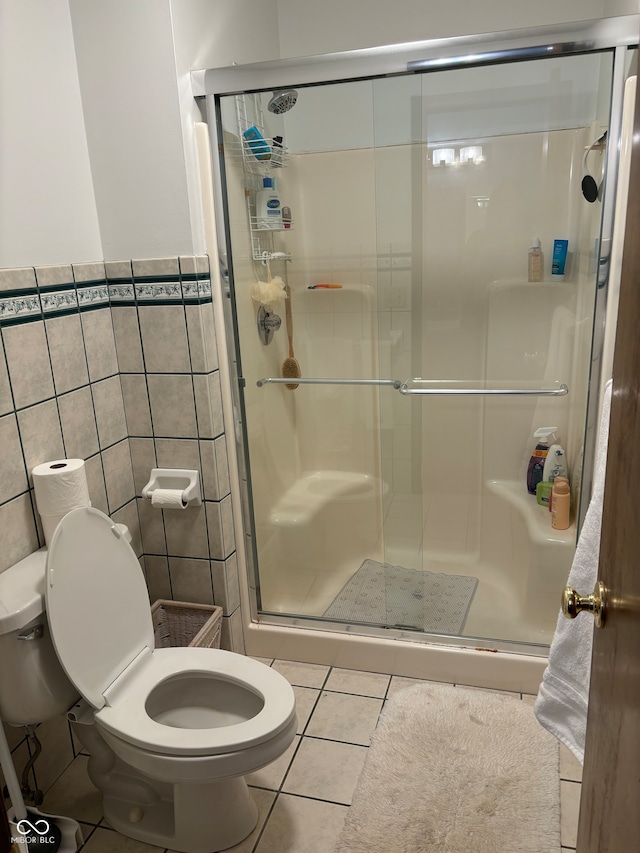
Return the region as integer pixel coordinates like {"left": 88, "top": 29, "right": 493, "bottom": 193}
{"left": 45, "top": 506, "right": 297, "bottom": 853}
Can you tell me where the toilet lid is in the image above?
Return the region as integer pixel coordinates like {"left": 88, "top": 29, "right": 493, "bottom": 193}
{"left": 45, "top": 506, "right": 154, "bottom": 710}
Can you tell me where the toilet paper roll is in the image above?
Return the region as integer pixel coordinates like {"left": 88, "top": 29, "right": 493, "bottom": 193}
{"left": 151, "top": 488, "right": 187, "bottom": 509}
{"left": 32, "top": 459, "right": 91, "bottom": 517}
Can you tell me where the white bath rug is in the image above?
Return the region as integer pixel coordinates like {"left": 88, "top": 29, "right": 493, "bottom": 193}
{"left": 322, "top": 559, "right": 478, "bottom": 634}
{"left": 335, "top": 683, "right": 561, "bottom": 853}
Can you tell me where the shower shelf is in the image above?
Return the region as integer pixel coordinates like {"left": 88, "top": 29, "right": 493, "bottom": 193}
{"left": 487, "top": 480, "right": 575, "bottom": 547}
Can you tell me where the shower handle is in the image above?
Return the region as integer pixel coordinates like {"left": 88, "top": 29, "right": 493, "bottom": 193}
{"left": 398, "top": 382, "right": 569, "bottom": 396}
{"left": 256, "top": 377, "right": 568, "bottom": 395}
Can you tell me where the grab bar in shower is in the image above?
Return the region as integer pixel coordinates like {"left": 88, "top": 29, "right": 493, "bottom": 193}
{"left": 256, "top": 377, "right": 402, "bottom": 388}
{"left": 398, "top": 380, "right": 569, "bottom": 396}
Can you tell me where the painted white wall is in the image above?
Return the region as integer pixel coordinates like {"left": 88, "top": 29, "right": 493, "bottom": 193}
{"left": 69, "top": 0, "right": 191, "bottom": 261}
{"left": 169, "top": 0, "right": 281, "bottom": 254}
{"left": 603, "top": 0, "right": 640, "bottom": 13}
{"left": 68, "top": 0, "right": 280, "bottom": 261}
{"left": 275, "top": 0, "right": 606, "bottom": 57}
{"left": 0, "top": 0, "right": 102, "bottom": 268}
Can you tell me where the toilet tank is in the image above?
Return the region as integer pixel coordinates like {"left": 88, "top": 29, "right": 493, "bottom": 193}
{"left": 0, "top": 549, "right": 79, "bottom": 726}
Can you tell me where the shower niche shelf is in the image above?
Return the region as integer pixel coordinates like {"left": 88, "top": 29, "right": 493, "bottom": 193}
{"left": 487, "top": 479, "right": 575, "bottom": 547}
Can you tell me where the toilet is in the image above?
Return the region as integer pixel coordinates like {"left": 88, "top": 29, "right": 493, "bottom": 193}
{"left": 0, "top": 506, "right": 296, "bottom": 853}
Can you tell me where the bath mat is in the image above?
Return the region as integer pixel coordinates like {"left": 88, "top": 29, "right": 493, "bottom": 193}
{"left": 336, "top": 683, "right": 561, "bottom": 853}
{"left": 323, "top": 559, "right": 478, "bottom": 634}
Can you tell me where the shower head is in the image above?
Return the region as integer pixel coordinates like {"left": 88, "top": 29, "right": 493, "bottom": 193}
{"left": 267, "top": 89, "right": 298, "bottom": 114}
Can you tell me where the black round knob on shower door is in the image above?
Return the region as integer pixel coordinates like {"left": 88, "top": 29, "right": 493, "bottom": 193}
{"left": 582, "top": 174, "right": 599, "bottom": 203}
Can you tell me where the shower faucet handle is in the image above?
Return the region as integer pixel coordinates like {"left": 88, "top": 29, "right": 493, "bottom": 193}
{"left": 257, "top": 306, "right": 281, "bottom": 345}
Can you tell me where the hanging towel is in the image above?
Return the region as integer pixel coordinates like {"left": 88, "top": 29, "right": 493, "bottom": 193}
{"left": 534, "top": 380, "right": 612, "bottom": 764}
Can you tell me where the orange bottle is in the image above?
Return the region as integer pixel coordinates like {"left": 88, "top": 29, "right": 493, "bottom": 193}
{"left": 551, "top": 479, "right": 570, "bottom": 530}
{"left": 548, "top": 476, "right": 569, "bottom": 512}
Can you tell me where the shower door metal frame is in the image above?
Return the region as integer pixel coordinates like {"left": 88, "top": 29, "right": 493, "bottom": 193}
{"left": 195, "top": 15, "right": 639, "bottom": 652}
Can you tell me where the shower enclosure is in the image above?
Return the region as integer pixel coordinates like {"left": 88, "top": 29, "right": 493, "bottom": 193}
{"left": 196, "top": 18, "right": 638, "bottom": 657}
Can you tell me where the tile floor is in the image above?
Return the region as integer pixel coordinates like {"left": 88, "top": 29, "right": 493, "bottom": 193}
{"left": 36, "top": 660, "right": 582, "bottom": 853}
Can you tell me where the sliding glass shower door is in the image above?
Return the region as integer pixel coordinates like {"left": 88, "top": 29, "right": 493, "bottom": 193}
{"left": 217, "top": 43, "right": 619, "bottom": 649}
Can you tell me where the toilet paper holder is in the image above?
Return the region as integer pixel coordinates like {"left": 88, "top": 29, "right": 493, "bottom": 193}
{"left": 142, "top": 469, "right": 202, "bottom": 507}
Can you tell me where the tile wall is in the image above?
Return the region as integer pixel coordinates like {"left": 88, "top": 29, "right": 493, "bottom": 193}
{"left": 0, "top": 255, "right": 242, "bottom": 650}
{"left": 108, "top": 256, "right": 243, "bottom": 652}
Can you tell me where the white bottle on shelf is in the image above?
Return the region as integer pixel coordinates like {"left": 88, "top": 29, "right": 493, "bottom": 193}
{"left": 255, "top": 177, "right": 282, "bottom": 230}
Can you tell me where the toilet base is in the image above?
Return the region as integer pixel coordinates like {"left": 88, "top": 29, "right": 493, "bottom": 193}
{"left": 103, "top": 775, "right": 259, "bottom": 853}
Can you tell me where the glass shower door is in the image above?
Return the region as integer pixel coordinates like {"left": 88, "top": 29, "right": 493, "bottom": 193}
{"left": 217, "top": 44, "right": 616, "bottom": 648}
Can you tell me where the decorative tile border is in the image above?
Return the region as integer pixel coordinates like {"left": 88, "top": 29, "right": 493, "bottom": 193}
{"left": 108, "top": 283, "right": 136, "bottom": 304}
{"left": 0, "top": 258, "right": 214, "bottom": 321}
{"left": 134, "top": 280, "right": 183, "bottom": 304}
{"left": 40, "top": 286, "right": 78, "bottom": 315}
{"left": 181, "top": 278, "right": 212, "bottom": 302}
{"left": 76, "top": 281, "right": 110, "bottom": 311}
{"left": 0, "top": 292, "right": 42, "bottom": 325}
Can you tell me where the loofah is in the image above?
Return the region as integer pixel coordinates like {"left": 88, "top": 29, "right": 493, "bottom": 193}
{"left": 250, "top": 275, "right": 286, "bottom": 311}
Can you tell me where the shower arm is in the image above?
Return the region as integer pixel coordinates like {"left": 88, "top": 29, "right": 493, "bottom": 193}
{"left": 255, "top": 377, "right": 568, "bottom": 396}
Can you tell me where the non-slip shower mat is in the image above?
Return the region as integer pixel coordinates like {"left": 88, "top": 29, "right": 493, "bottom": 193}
{"left": 323, "top": 559, "right": 478, "bottom": 634}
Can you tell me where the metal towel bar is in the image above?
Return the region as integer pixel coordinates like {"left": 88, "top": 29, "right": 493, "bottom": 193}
{"left": 256, "top": 376, "right": 569, "bottom": 396}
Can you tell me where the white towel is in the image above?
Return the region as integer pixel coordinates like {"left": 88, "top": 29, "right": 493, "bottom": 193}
{"left": 534, "top": 379, "right": 612, "bottom": 764}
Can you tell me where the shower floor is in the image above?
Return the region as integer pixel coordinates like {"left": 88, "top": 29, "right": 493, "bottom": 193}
{"left": 259, "top": 490, "right": 564, "bottom": 647}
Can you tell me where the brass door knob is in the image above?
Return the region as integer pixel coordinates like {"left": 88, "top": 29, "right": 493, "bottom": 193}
{"left": 562, "top": 581, "right": 606, "bottom": 628}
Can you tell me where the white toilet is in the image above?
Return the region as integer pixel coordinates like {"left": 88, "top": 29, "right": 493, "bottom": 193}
{"left": 0, "top": 506, "right": 296, "bottom": 853}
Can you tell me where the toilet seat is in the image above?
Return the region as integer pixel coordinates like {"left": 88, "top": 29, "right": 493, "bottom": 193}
{"left": 46, "top": 507, "right": 155, "bottom": 711}
{"left": 95, "top": 646, "right": 296, "bottom": 756}
{"left": 46, "top": 507, "right": 296, "bottom": 758}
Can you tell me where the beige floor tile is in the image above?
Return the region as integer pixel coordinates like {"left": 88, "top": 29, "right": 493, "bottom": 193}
{"left": 272, "top": 660, "right": 329, "bottom": 688}
{"left": 324, "top": 668, "right": 390, "bottom": 698}
{"left": 387, "top": 675, "right": 431, "bottom": 698}
{"left": 250, "top": 656, "right": 274, "bottom": 666}
{"left": 559, "top": 744, "right": 583, "bottom": 782}
{"left": 282, "top": 737, "right": 367, "bottom": 805}
{"left": 247, "top": 736, "right": 300, "bottom": 790}
{"left": 168, "top": 788, "right": 276, "bottom": 853}
{"left": 560, "top": 779, "right": 581, "bottom": 849}
{"left": 41, "top": 755, "right": 103, "bottom": 824}
{"left": 34, "top": 715, "right": 75, "bottom": 794}
{"left": 306, "top": 691, "right": 383, "bottom": 745}
{"left": 255, "top": 793, "right": 347, "bottom": 853}
{"left": 81, "top": 825, "right": 164, "bottom": 853}
{"left": 292, "top": 686, "right": 320, "bottom": 734}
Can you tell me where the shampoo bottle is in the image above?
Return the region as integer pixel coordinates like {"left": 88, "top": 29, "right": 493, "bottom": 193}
{"left": 526, "top": 427, "right": 558, "bottom": 495}
{"left": 528, "top": 238, "right": 542, "bottom": 282}
{"left": 255, "top": 177, "right": 282, "bottom": 230}
{"left": 551, "top": 479, "right": 571, "bottom": 529}
{"left": 543, "top": 444, "right": 568, "bottom": 482}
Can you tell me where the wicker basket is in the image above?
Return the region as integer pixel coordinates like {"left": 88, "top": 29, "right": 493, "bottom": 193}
{"left": 151, "top": 600, "right": 223, "bottom": 649}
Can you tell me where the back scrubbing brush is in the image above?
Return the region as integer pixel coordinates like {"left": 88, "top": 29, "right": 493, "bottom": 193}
{"left": 582, "top": 130, "right": 607, "bottom": 203}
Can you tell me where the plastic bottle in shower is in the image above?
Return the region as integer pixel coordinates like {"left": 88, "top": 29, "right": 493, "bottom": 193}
{"left": 551, "top": 479, "right": 571, "bottom": 529}
{"left": 528, "top": 238, "right": 542, "bottom": 282}
{"left": 526, "top": 427, "right": 558, "bottom": 495}
{"left": 255, "top": 177, "right": 282, "bottom": 230}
